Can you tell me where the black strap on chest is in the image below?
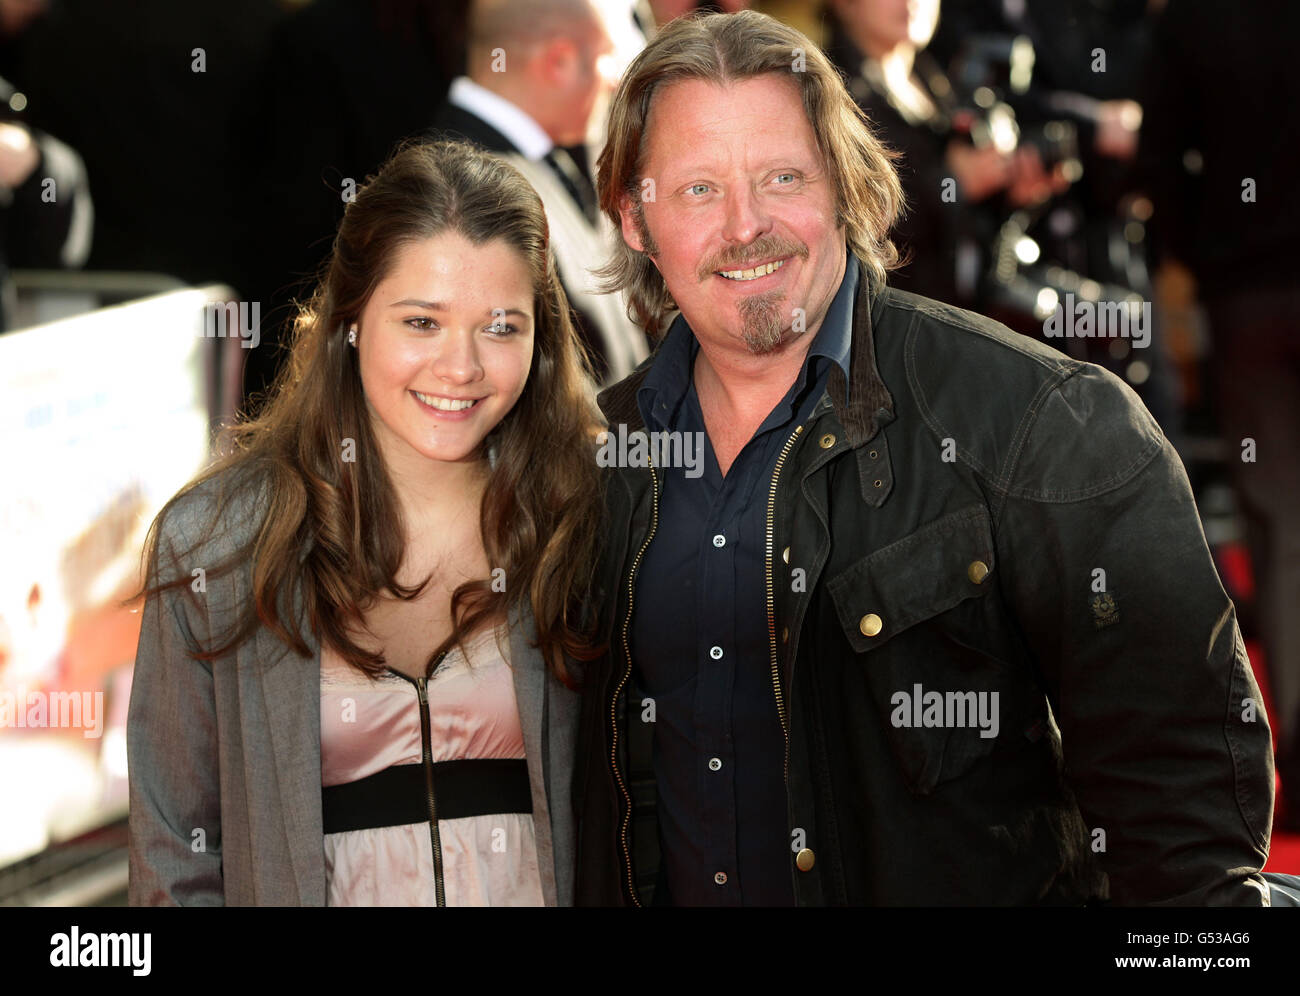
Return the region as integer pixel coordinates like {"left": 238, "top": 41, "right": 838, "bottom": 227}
{"left": 322, "top": 758, "right": 532, "bottom": 834}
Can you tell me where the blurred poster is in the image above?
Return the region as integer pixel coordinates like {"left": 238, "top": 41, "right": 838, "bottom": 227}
{"left": 0, "top": 289, "right": 230, "bottom": 867}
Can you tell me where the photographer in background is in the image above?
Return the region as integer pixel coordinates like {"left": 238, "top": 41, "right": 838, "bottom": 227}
{"left": 0, "top": 74, "right": 92, "bottom": 333}
{"left": 824, "top": 0, "right": 1184, "bottom": 439}
{"left": 824, "top": 0, "right": 1065, "bottom": 307}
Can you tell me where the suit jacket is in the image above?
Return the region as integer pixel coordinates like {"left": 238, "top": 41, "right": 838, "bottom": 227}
{"left": 427, "top": 101, "right": 648, "bottom": 385}
{"left": 126, "top": 469, "right": 579, "bottom": 906}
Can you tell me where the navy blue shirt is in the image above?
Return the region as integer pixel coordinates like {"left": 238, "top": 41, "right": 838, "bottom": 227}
{"left": 630, "top": 252, "right": 857, "bottom": 905}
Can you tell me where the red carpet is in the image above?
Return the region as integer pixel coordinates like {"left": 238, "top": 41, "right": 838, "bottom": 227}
{"left": 1240, "top": 634, "right": 1297, "bottom": 874}
{"left": 1267, "top": 832, "right": 1300, "bottom": 873}
{"left": 1212, "top": 537, "right": 1296, "bottom": 873}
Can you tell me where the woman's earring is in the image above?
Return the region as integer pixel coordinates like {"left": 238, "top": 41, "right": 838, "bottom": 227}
{"left": 347, "top": 327, "right": 358, "bottom": 347}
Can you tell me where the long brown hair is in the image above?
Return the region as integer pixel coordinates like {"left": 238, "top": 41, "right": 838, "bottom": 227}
{"left": 136, "top": 138, "right": 605, "bottom": 686}
{"left": 593, "top": 9, "right": 906, "bottom": 339}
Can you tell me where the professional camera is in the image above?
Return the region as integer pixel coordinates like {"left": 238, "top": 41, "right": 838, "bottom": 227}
{"left": 943, "top": 34, "right": 1154, "bottom": 395}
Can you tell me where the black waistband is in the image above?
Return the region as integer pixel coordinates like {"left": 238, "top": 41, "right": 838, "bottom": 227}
{"left": 322, "top": 759, "right": 532, "bottom": 835}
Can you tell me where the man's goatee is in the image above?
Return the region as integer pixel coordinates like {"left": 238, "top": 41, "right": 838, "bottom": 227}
{"left": 739, "top": 292, "right": 789, "bottom": 355}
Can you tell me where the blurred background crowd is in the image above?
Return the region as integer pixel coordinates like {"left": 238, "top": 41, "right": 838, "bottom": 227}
{"left": 0, "top": 0, "right": 1297, "bottom": 902}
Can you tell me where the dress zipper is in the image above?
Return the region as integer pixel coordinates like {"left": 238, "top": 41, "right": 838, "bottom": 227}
{"left": 389, "top": 650, "right": 448, "bottom": 906}
{"left": 611, "top": 462, "right": 659, "bottom": 907}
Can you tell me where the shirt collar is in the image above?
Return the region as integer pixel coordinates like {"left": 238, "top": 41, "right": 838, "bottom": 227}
{"left": 804, "top": 250, "right": 857, "bottom": 399}
{"left": 637, "top": 250, "right": 859, "bottom": 432}
{"left": 447, "top": 76, "right": 553, "bottom": 162}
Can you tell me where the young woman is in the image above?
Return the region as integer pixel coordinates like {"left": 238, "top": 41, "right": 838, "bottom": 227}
{"left": 126, "top": 139, "right": 604, "bottom": 906}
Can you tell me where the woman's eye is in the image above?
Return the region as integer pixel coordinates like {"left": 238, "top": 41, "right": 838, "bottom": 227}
{"left": 486, "top": 322, "right": 520, "bottom": 337}
{"left": 406, "top": 316, "right": 437, "bottom": 331}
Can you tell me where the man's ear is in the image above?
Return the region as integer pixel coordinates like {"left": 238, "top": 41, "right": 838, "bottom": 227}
{"left": 536, "top": 36, "right": 578, "bottom": 86}
{"left": 617, "top": 193, "right": 645, "bottom": 253}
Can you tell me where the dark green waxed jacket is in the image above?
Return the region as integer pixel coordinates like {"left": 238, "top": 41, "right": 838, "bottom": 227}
{"left": 574, "top": 259, "right": 1275, "bottom": 907}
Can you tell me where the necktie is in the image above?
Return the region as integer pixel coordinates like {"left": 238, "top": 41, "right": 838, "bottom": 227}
{"left": 544, "top": 146, "right": 599, "bottom": 226}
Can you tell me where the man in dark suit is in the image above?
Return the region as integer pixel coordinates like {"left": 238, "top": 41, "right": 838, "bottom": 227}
{"left": 428, "top": 0, "right": 649, "bottom": 385}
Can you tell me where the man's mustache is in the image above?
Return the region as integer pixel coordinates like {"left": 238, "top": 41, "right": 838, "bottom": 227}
{"left": 699, "top": 237, "right": 810, "bottom": 279}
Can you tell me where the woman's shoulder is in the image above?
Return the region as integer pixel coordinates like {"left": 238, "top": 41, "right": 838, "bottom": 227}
{"left": 153, "top": 458, "right": 275, "bottom": 566}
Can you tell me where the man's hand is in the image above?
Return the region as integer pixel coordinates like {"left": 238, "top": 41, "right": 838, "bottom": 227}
{"left": 1004, "top": 146, "right": 1071, "bottom": 208}
{"left": 0, "top": 121, "right": 40, "bottom": 189}
{"left": 1095, "top": 99, "right": 1143, "bottom": 161}
{"left": 945, "top": 140, "right": 1012, "bottom": 202}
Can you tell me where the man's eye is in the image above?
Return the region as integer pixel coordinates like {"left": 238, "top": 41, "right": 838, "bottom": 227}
{"left": 774, "top": 172, "right": 799, "bottom": 185}
{"left": 406, "top": 316, "right": 437, "bottom": 330}
{"left": 687, "top": 183, "right": 710, "bottom": 197}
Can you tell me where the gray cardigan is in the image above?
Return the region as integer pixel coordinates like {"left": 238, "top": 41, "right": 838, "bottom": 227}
{"left": 126, "top": 473, "right": 579, "bottom": 906}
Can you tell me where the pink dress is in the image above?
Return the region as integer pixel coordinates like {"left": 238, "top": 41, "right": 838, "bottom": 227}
{"left": 318, "top": 624, "right": 544, "bottom": 906}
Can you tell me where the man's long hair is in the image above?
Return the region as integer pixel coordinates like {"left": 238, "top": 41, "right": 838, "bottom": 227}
{"left": 136, "top": 139, "right": 605, "bottom": 687}
{"left": 594, "top": 9, "right": 906, "bottom": 340}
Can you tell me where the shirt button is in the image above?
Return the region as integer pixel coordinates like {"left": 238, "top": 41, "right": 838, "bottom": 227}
{"left": 712, "top": 534, "right": 726, "bottom": 548}
{"left": 708, "top": 757, "right": 722, "bottom": 771}
{"left": 709, "top": 646, "right": 723, "bottom": 660}
{"left": 714, "top": 872, "right": 728, "bottom": 885}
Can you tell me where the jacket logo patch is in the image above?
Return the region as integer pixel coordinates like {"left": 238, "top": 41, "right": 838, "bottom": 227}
{"left": 1091, "top": 592, "right": 1119, "bottom": 628}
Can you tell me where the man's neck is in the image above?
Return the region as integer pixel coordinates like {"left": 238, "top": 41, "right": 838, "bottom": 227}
{"left": 688, "top": 315, "right": 818, "bottom": 478}
{"left": 446, "top": 73, "right": 559, "bottom": 163}
{"left": 461, "top": 71, "right": 556, "bottom": 148}
{"left": 693, "top": 331, "right": 813, "bottom": 426}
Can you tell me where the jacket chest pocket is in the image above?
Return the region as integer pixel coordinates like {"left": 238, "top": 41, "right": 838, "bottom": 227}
{"left": 825, "top": 504, "right": 1007, "bottom": 795}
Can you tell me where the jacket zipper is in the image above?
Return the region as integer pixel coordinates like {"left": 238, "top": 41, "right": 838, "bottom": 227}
{"left": 611, "top": 462, "right": 659, "bottom": 907}
{"left": 766, "top": 424, "right": 804, "bottom": 790}
{"left": 613, "top": 422, "right": 800, "bottom": 905}
{"left": 389, "top": 651, "right": 448, "bottom": 907}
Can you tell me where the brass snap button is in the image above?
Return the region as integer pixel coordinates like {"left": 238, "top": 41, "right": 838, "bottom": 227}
{"left": 859, "top": 613, "right": 883, "bottom": 637}
{"left": 968, "top": 560, "right": 990, "bottom": 585}
{"left": 819, "top": 433, "right": 836, "bottom": 449}
{"left": 796, "top": 848, "right": 816, "bottom": 872}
